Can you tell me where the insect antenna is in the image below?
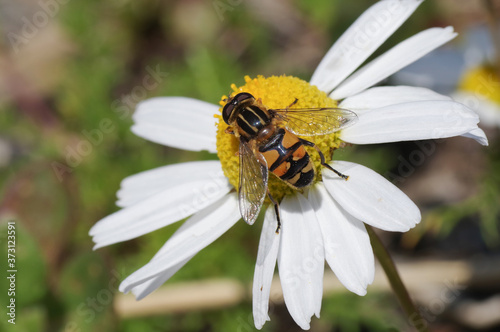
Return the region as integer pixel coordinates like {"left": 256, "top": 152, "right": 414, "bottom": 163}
{"left": 222, "top": 90, "right": 234, "bottom": 103}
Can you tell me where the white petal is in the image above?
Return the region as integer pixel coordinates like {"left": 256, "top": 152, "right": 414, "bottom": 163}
{"left": 331, "top": 27, "right": 457, "bottom": 100}
{"left": 339, "top": 85, "right": 451, "bottom": 112}
{"left": 323, "top": 161, "right": 420, "bottom": 232}
{"left": 131, "top": 97, "right": 219, "bottom": 153}
{"left": 90, "top": 170, "right": 232, "bottom": 249}
{"left": 461, "top": 128, "right": 489, "bottom": 146}
{"left": 116, "top": 160, "right": 227, "bottom": 207}
{"left": 308, "top": 184, "right": 374, "bottom": 296}
{"left": 131, "top": 256, "right": 192, "bottom": 300}
{"left": 253, "top": 207, "right": 280, "bottom": 330}
{"left": 278, "top": 194, "right": 324, "bottom": 329}
{"left": 119, "top": 193, "right": 240, "bottom": 293}
{"left": 310, "top": 0, "right": 423, "bottom": 93}
{"left": 340, "top": 100, "right": 480, "bottom": 144}
{"left": 452, "top": 91, "right": 500, "bottom": 128}
{"left": 131, "top": 229, "right": 197, "bottom": 299}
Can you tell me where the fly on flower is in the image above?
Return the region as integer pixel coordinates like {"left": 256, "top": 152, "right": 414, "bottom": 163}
{"left": 222, "top": 92, "right": 358, "bottom": 231}
{"left": 90, "top": 0, "right": 489, "bottom": 330}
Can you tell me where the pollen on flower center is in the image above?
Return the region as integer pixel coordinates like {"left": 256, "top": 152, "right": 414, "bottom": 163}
{"left": 215, "top": 75, "right": 343, "bottom": 202}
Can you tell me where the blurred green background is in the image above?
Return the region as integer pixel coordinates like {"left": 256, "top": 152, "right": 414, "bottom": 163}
{"left": 1, "top": 0, "right": 499, "bottom": 331}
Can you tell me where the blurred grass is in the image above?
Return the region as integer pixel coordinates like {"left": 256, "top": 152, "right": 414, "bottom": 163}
{"left": 0, "top": 0, "right": 498, "bottom": 331}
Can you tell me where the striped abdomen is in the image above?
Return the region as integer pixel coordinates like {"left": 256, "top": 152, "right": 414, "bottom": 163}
{"left": 259, "top": 128, "right": 315, "bottom": 189}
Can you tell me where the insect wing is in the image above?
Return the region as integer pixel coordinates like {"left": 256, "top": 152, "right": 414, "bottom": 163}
{"left": 238, "top": 141, "right": 268, "bottom": 225}
{"left": 273, "top": 107, "right": 358, "bottom": 136}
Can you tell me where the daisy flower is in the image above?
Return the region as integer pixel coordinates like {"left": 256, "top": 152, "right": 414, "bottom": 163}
{"left": 90, "top": 0, "right": 488, "bottom": 329}
{"left": 452, "top": 65, "right": 500, "bottom": 129}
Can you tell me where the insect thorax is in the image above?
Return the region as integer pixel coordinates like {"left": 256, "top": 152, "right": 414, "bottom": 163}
{"left": 235, "top": 105, "right": 272, "bottom": 140}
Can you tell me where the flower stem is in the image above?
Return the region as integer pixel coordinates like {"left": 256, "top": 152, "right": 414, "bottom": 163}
{"left": 366, "top": 225, "right": 429, "bottom": 332}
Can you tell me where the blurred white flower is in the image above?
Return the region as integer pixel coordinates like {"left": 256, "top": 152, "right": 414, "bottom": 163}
{"left": 452, "top": 66, "right": 500, "bottom": 129}
{"left": 392, "top": 23, "right": 500, "bottom": 130}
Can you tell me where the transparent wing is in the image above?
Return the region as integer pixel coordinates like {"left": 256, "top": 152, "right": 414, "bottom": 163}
{"left": 238, "top": 141, "right": 268, "bottom": 225}
{"left": 272, "top": 107, "right": 358, "bottom": 136}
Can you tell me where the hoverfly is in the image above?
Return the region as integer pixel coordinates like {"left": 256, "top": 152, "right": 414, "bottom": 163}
{"left": 222, "top": 92, "right": 357, "bottom": 232}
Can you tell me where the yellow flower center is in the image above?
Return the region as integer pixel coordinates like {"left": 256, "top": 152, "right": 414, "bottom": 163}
{"left": 215, "top": 75, "right": 343, "bottom": 202}
{"left": 459, "top": 66, "right": 500, "bottom": 105}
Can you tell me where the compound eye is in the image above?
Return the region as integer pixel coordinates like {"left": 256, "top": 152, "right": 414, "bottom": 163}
{"left": 234, "top": 92, "right": 254, "bottom": 103}
{"left": 222, "top": 102, "right": 235, "bottom": 124}
{"left": 222, "top": 93, "right": 255, "bottom": 124}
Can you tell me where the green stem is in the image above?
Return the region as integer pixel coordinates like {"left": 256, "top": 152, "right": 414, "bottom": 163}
{"left": 366, "top": 225, "right": 429, "bottom": 332}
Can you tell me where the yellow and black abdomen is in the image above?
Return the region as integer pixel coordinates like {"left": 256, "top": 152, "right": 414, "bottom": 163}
{"left": 259, "top": 128, "right": 315, "bottom": 189}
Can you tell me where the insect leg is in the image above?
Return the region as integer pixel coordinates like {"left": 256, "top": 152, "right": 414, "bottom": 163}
{"left": 287, "top": 98, "right": 299, "bottom": 108}
{"left": 267, "top": 190, "right": 281, "bottom": 234}
{"left": 299, "top": 139, "right": 349, "bottom": 180}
